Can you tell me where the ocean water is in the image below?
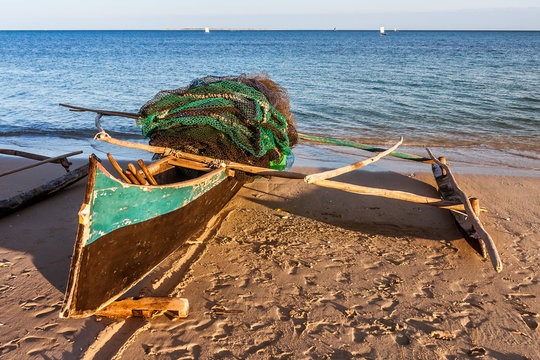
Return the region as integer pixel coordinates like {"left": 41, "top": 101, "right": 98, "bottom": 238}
{"left": 0, "top": 30, "right": 539, "bottom": 174}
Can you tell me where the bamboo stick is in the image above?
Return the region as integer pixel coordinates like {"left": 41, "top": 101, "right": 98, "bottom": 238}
{"left": 427, "top": 148, "right": 502, "bottom": 272}
{"left": 305, "top": 137, "right": 403, "bottom": 183}
{"left": 106, "top": 153, "right": 132, "bottom": 183}
{"left": 137, "top": 159, "right": 158, "bottom": 185}
{"left": 128, "top": 163, "right": 148, "bottom": 185}
{"left": 0, "top": 151, "right": 82, "bottom": 178}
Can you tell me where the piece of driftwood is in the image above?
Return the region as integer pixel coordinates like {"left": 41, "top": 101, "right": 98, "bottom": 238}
{"left": 0, "top": 151, "right": 82, "bottom": 178}
{"left": 0, "top": 163, "right": 88, "bottom": 218}
{"left": 137, "top": 159, "right": 158, "bottom": 185}
{"left": 305, "top": 137, "right": 403, "bottom": 183}
{"left": 94, "top": 297, "right": 189, "bottom": 318}
{"left": 106, "top": 153, "right": 132, "bottom": 183}
{"left": 427, "top": 149, "right": 502, "bottom": 272}
{"left": 0, "top": 149, "right": 72, "bottom": 171}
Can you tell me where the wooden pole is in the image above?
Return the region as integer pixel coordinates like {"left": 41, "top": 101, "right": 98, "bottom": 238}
{"left": 125, "top": 170, "right": 140, "bottom": 185}
{"left": 167, "top": 158, "right": 212, "bottom": 172}
{"left": 59, "top": 103, "right": 139, "bottom": 119}
{"left": 137, "top": 159, "right": 158, "bottom": 185}
{"left": 427, "top": 148, "right": 502, "bottom": 272}
{"left": 224, "top": 163, "right": 467, "bottom": 211}
{"left": 106, "top": 153, "right": 132, "bottom": 184}
{"left": 0, "top": 149, "right": 72, "bottom": 171}
{"left": 305, "top": 137, "right": 403, "bottom": 183}
{"left": 128, "top": 163, "right": 148, "bottom": 185}
{"left": 0, "top": 151, "right": 82, "bottom": 178}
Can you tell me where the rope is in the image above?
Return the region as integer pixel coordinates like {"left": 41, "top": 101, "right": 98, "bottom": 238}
{"left": 298, "top": 133, "right": 539, "bottom": 172}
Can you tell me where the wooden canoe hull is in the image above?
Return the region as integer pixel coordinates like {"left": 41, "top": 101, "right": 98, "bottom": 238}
{"left": 61, "top": 155, "right": 244, "bottom": 318}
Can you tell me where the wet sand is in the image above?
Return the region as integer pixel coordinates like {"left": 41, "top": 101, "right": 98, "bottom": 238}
{"left": 0, "top": 156, "right": 538, "bottom": 359}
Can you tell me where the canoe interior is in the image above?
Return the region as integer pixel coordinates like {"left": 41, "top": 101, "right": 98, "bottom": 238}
{"left": 61, "top": 155, "right": 246, "bottom": 318}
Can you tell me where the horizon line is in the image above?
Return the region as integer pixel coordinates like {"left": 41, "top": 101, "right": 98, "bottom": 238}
{"left": 1, "top": 28, "right": 539, "bottom": 31}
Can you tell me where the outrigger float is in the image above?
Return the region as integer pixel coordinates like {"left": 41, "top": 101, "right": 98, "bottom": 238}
{"left": 58, "top": 76, "right": 501, "bottom": 319}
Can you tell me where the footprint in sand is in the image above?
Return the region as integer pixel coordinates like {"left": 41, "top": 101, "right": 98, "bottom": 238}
{"left": 210, "top": 322, "right": 233, "bottom": 341}
{"left": 304, "top": 275, "right": 317, "bottom": 286}
{"left": 35, "top": 305, "right": 61, "bottom": 318}
{"left": 336, "top": 271, "right": 351, "bottom": 283}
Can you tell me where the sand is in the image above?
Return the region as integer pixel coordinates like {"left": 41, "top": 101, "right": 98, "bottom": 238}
{"left": 0, "top": 156, "right": 539, "bottom": 359}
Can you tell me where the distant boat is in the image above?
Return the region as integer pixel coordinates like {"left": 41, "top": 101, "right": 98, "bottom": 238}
{"left": 205, "top": 27, "right": 210, "bottom": 33}
{"left": 380, "top": 26, "right": 387, "bottom": 36}
{"left": 394, "top": 28, "right": 398, "bottom": 32}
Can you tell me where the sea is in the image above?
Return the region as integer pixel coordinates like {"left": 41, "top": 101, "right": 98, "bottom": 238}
{"left": 0, "top": 30, "right": 539, "bottom": 175}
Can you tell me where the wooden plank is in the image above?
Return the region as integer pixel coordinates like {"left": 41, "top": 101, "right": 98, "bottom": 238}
{"left": 427, "top": 149, "right": 502, "bottom": 272}
{"left": 0, "top": 163, "right": 88, "bottom": 218}
{"left": 94, "top": 297, "right": 189, "bottom": 318}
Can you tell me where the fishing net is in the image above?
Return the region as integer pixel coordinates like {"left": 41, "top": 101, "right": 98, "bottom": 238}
{"left": 137, "top": 73, "right": 297, "bottom": 169}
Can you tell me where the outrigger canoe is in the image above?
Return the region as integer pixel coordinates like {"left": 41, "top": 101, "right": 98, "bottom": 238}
{"left": 59, "top": 91, "right": 503, "bottom": 319}
{"left": 60, "top": 154, "right": 246, "bottom": 318}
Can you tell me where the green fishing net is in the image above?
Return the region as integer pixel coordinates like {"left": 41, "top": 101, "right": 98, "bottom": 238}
{"left": 137, "top": 74, "right": 297, "bottom": 168}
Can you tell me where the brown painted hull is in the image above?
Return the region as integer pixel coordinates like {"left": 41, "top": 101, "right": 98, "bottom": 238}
{"left": 61, "top": 156, "right": 245, "bottom": 318}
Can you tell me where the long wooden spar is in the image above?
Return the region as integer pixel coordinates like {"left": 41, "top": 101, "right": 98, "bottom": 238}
{"left": 58, "top": 103, "right": 434, "bottom": 164}
{"left": 94, "top": 133, "right": 468, "bottom": 212}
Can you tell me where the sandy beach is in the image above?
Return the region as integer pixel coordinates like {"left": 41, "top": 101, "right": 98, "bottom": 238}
{"left": 0, "top": 156, "right": 538, "bottom": 359}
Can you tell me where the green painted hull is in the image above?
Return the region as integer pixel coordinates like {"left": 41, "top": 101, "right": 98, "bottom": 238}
{"left": 61, "top": 155, "right": 244, "bottom": 318}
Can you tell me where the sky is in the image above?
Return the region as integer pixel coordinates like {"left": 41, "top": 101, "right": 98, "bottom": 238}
{"left": 0, "top": 0, "right": 539, "bottom": 30}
